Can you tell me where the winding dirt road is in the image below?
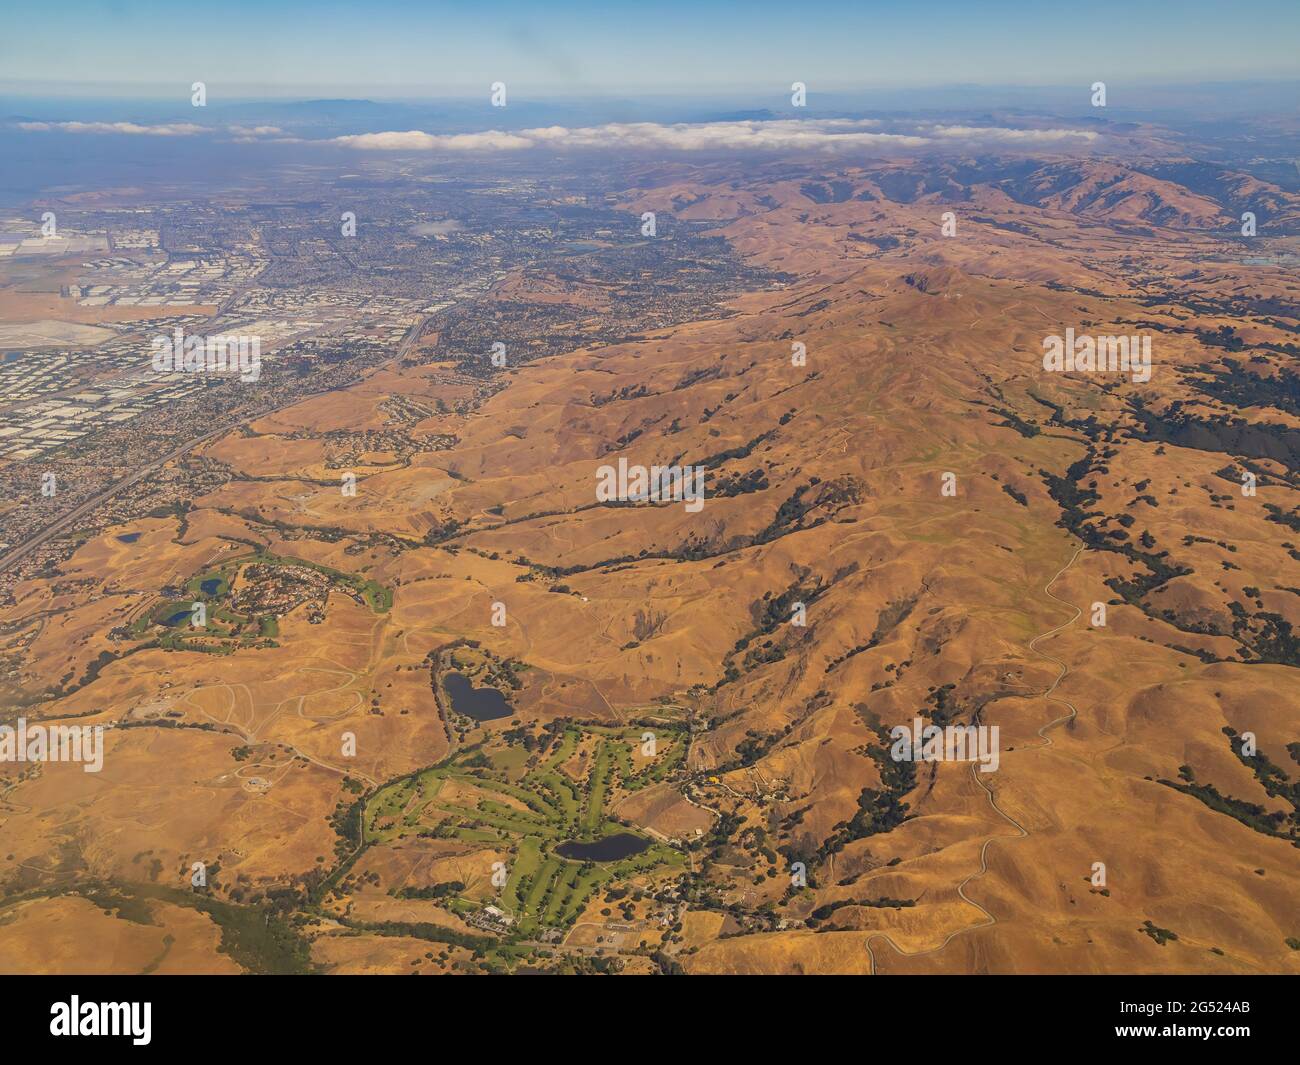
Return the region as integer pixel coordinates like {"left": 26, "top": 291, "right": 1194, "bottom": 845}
{"left": 864, "top": 544, "right": 1085, "bottom": 974}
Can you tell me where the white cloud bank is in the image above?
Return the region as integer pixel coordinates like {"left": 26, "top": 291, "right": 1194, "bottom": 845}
{"left": 18, "top": 120, "right": 207, "bottom": 136}
{"left": 17, "top": 121, "right": 285, "bottom": 138}
{"left": 227, "top": 124, "right": 284, "bottom": 137}
{"left": 333, "top": 119, "right": 1099, "bottom": 153}
{"left": 924, "top": 124, "right": 1100, "bottom": 143}
{"left": 14, "top": 117, "right": 1101, "bottom": 152}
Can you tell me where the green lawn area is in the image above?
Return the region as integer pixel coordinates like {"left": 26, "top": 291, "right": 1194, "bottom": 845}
{"left": 522, "top": 857, "right": 561, "bottom": 920}
{"left": 528, "top": 770, "right": 580, "bottom": 825}
{"left": 558, "top": 865, "right": 609, "bottom": 925}
{"left": 450, "top": 827, "right": 503, "bottom": 843}
{"left": 432, "top": 801, "right": 557, "bottom": 838}
{"left": 448, "top": 772, "right": 560, "bottom": 821}
{"left": 542, "top": 863, "right": 583, "bottom": 925}
{"left": 487, "top": 745, "right": 531, "bottom": 777}
{"left": 542, "top": 727, "right": 580, "bottom": 769}
{"left": 506, "top": 836, "right": 543, "bottom": 913}
{"left": 628, "top": 737, "right": 685, "bottom": 787}
{"left": 145, "top": 552, "right": 393, "bottom": 659}
{"left": 480, "top": 799, "right": 548, "bottom": 827}
{"left": 365, "top": 770, "right": 443, "bottom": 843}
{"left": 354, "top": 721, "right": 691, "bottom": 934}
{"left": 256, "top": 551, "right": 392, "bottom": 614}
{"left": 581, "top": 741, "right": 613, "bottom": 837}
{"left": 612, "top": 742, "right": 634, "bottom": 783}
{"left": 184, "top": 569, "right": 232, "bottom": 599}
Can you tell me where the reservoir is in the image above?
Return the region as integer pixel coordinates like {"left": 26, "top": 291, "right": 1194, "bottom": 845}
{"left": 200, "top": 578, "right": 223, "bottom": 595}
{"left": 443, "top": 671, "right": 513, "bottom": 721}
{"left": 117, "top": 532, "right": 141, "bottom": 543}
{"left": 555, "top": 833, "right": 650, "bottom": 862}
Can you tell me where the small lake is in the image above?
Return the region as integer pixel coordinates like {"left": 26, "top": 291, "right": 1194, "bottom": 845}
{"left": 117, "top": 532, "right": 141, "bottom": 543}
{"left": 163, "top": 608, "right": 192, "bottom": 627}
{"left": 200, "top": 578, "right": 223, "bottom": 595}
{"left": 443, "top": 672, "right": 513, "bottom": 721}
{"left": 555, "top": 833, "right": 650, "bottom": 862}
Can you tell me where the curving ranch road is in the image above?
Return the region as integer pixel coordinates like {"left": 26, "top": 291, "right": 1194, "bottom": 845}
{"left": 864, "top": 544, "right": 1084, "bottom": 974}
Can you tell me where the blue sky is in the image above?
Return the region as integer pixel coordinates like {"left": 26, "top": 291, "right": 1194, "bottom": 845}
{"left": 3, "top": 0, "right": 1298, "bottom": 97}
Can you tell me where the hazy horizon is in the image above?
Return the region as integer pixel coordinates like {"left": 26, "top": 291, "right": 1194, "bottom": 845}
{"left": 3, "top": 0, "right": 1298, "bottom": 96}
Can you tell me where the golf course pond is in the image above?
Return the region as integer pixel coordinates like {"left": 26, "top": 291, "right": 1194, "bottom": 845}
{"left": 443, "top": 671, "right": 514, "bottom": 721}
{"left": 555, "top": 833, "right": 651, "bottom": 862}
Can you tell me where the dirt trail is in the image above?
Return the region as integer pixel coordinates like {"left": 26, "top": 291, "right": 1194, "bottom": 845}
{"left": 865, "top": 544, "right": 1084, "bottom": 973}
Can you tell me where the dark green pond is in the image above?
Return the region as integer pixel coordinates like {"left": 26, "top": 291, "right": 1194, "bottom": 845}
{"left": 443, "top": 672, "right": 513, "bottom": 721}
{"left": 555, "top": 833, "right": 650, "bottom": 862}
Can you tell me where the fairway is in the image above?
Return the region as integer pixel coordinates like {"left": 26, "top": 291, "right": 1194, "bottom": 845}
{"left": 357, "top": 718, "right": 688, "bottom": 935}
